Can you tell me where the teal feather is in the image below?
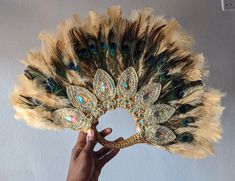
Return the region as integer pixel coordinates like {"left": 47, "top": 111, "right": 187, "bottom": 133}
{"left": 161, "top": 80, "right": 203, "bottom": 102}
{"left": 24, "top": 66, "right": 66, "bottom": 96}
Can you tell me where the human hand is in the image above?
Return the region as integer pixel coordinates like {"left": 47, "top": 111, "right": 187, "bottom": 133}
{"left": 66, "top": 128, "right": 123, "bottom": 181}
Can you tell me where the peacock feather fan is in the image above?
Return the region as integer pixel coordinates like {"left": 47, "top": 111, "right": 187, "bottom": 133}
{"left": 10, "top": 6, "right": 224, "bottom": 159}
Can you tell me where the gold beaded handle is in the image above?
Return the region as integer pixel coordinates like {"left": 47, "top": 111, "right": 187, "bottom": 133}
{"left": 95, "top": 128, "right": 146, "bottom": 149}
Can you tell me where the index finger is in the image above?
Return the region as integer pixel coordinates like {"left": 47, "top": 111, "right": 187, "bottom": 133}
{"left": 71, "top": 131, "right": 87, "bottom": 159}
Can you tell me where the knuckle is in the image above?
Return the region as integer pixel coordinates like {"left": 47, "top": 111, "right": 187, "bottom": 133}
{"left": 71, "top": 146, "right": 80, "bottom": 154}
{"left": 80, "top": 150, "right": 90, "bottom": 158}
{"left": 80, "top": 149, "right": 89, "bottom": 155}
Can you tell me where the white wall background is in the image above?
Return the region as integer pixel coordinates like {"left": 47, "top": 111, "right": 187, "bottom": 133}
{"left": 0, "top": 0, "right": 235, "bottom": 181}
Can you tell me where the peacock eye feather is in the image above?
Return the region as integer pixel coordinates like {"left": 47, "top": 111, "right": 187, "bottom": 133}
{"left": 89, "top": 44, "right": 97, "bottom": 54}
{"left": 68, "top": 62, "right": 76, "bottom": 69}
{"left": 181, "top": 117, "right": 196, "bottom": 127}
{"left": 176, "top": 104, "right": 195, "bottom": 114}
{"left": 40, "top": 78, "right": 65, "bottom": 96}
{"left": 162, "top": 87, "right": 185, "bottom": 102}
{"left": 77, "top": 48, "right": 89, "bottom": 59}
{"left": 133, "top": 40, "right": 145, "bottom": 61}
{"left": 109, "top": 42, "right": 117, "bottom": 56}
{"left": 67, "top": 62, "right": 80, "bottom": 72}
{"left": 177, "top": 132, "right": 194, "bottom": 143}
{"left": 121, "top": 44, "right": 130, "bottom": 55}
{"left": 100, "top": 42, "right": 107, "bottom": 50}
{"left": 87, "top": 37, "right": 98, "bottom": 55}
{"left": 162, "top": 79, "right": 203, "bottom": 102}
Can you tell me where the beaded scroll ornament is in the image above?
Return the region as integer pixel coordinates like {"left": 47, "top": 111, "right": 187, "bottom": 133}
{"left": 11, "top": 6, "right": 224, "bottom": 159}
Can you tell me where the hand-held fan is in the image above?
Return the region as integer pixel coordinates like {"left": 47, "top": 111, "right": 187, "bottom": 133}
{"left": 10, "top": 6, "right": 224, "bottom": 159}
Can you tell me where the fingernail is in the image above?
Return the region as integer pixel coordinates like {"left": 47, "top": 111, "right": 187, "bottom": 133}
{"left": 118, "top": 137, "right": 124, "bottom": 141}
{"left": 87, "top": 129, "right": 94, "bottom": 140}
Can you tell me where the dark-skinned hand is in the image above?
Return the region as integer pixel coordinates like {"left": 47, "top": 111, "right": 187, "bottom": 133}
{"left": 66, "top": 128, "right": 123, "bottom": 181}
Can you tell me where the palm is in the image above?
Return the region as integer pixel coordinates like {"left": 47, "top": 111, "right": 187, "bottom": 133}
{"left": 67, "top": 128, "right": 122, "bottom": 181}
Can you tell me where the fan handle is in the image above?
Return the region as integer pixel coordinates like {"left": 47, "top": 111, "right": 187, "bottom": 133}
{"left": 95, "top": 128, "right": 146, "bottom": 149}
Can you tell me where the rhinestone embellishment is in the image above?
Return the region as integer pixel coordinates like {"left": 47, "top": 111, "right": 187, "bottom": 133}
{"left": 67, "top": 86, "right": 97, "bottom": 113}
{"left": 135, "top": 83, "right": 161, "bottom": 108}
{"left": 117, "top": 67, "right": 138, "bottom": 99}
{"left": 146, "top": 125, "right": 176, "bottom": 145}
{"left": 52, "top": 108, "right": 91, "bottom": 131}
{"left": 93, "top": 69, "right": 116, "bottom": 101}
{"left": 145, "top": 104, "right": 176, "bottom": 125}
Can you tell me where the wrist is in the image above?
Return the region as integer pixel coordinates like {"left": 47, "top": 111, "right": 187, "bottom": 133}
{"left": 66, "top": 175, "right": 90, "bottom": 181}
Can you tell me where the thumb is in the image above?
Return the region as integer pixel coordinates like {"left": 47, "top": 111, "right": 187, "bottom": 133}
{"left": 84, "top": 129, "right": 97, "bottom": 152}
